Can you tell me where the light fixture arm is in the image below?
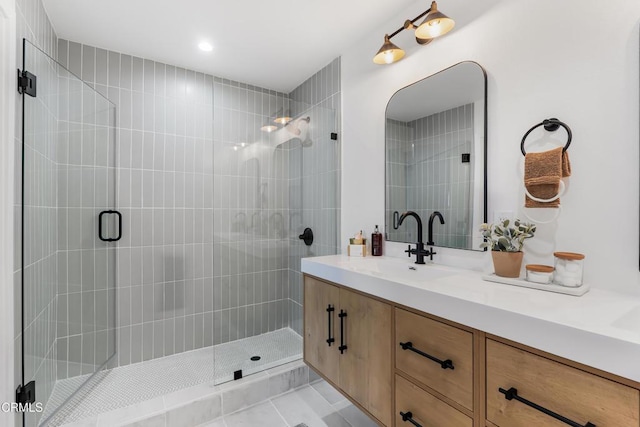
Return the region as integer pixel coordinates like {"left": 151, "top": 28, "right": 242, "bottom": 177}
{"left": 387, "top": 7, "right": 433, "bottom": 40}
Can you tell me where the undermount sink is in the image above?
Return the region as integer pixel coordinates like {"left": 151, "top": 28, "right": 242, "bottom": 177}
{"left": 348, "top": 258, "right": 457, "bottom": 282}
{"left": 612, "top": 306, "right": 640, "bottom": 332}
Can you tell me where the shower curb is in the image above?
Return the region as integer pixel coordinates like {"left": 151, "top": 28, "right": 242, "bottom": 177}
{"left": 58, "top": 360, "right": 311, "bottom": 427}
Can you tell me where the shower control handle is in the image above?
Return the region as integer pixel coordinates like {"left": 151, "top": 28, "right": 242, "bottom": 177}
{"left": 299, "top": 227, "right": 313, "bottom": 246}
{"left": 326, "top": 305, "right": 335, "bottom": 346}
{"left": 338, "top": 310, "right": 347, "bottom": 354}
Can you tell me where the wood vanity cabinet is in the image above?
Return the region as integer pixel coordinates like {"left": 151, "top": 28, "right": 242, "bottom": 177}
{"left": 303, "top": 275, "right": 393, "bottom": 426}
{"left": 303, "top": 274, "right": 640, "bottom": 427}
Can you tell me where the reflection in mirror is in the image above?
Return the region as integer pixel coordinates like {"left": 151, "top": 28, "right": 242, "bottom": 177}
{"left": 385, "top": 61, "right": 487, "bottom": 251}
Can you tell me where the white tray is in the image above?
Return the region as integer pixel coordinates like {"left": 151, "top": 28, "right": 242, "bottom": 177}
{"left": 482, "top": 274, "right": 590, "bottom": 296}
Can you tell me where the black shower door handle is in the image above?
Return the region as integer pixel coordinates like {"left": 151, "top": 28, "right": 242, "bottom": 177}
{"left": 98, "top": 210, "right": 122, "bottom": 242}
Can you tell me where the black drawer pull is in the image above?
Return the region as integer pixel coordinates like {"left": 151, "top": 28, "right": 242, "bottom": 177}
{"left": 499, "top": 387, "right": 596, "bottom": 427}
{"left": 338, "top": 310, "right": 347, "bottom": 354}
{"left": 399, "top": 341, "right": 454, "bottom": 370}
{"left": 326, "top": 305, "right": 335, "bottom": 346}
{"left": 399, "top": 411, "right": 423, "bottom": 427}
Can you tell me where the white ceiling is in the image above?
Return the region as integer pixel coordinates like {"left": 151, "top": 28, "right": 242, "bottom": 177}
{"left": 42, "top": 0, "right": 420, "bottom": 93}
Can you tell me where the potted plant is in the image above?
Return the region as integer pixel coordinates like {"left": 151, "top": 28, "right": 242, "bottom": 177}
{"left": 479, "top": 219, "right": 536, "bottom": 278}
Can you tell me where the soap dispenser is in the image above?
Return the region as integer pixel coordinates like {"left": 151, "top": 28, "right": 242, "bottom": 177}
{"left": 372, "top": 225, "right": 383, "bottom": 256}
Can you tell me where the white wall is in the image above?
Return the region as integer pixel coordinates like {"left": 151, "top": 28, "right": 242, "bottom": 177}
{"left": 341, "top": 0, "right": 640, "bottom": 293}
{"left": 0, "top": 0, "right": 15, "bottom": 423}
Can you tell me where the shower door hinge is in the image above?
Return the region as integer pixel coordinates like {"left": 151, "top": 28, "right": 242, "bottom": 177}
{"left": 15, "top": 381, "right": 36, "bottom": 405}
{"left": 17, "top": 69, "right": 37, "bottom": 97}
{"left": 330, "top": 132, "right": 338, "bottom": 140}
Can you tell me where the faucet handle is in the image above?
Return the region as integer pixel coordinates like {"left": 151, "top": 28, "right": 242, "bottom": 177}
{"left": 405, "top": 245, "right": 412, "bottom": 257}
{"left": 428, "top": 247, "right": 437, "bottom": 261}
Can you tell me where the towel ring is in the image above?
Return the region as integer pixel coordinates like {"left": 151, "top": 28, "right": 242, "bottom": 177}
{"left": 524, "top": 180, "right": 566, "bottom": 203}
{"left": 520, "top": 118, "right": 572, "bottom": 156}
{"left": 522, "top": 205, "right": 563, "bottom": 224}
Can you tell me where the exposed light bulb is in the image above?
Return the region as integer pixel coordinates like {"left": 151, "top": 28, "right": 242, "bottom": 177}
{"left": 233, "top": 146, "right": 238, "bottom": 151}
{"left": 198, "top": 42, "right": 213, "bottom": 52}
{"left": 384, "top": 51, "right": 394, "bottom": 64}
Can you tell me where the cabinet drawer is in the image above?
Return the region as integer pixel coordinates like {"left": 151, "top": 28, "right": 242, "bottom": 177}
{"left": 486, "top": 339, "right": 640, "bottom": 427}
{"left": 395, "top": 308, "right": 474, "bottom": 410}
{"left": 396, "top": 375, "right": 472, "bottom": 427}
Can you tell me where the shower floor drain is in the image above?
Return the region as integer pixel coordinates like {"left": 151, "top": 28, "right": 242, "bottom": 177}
{"left": 250, "top": 356, "right": 261, "bottom": 361}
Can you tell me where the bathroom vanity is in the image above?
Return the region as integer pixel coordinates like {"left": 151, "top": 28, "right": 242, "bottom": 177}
{"left": 302, "top": 255, "right": 640, "bottom": 427}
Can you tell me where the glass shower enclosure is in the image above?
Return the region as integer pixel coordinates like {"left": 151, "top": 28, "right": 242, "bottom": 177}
{"left": 19, "top": 39, "right": 339, "bottom": 425}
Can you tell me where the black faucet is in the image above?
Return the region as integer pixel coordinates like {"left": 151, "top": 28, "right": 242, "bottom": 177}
{"left": 398, "top": 211, "right": 432, "bottom": 264}
{"left": 427, "top": 211, "right": 445, "bottom": 246}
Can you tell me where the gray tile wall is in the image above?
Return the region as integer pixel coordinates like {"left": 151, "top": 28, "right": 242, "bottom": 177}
{"left": 212, "top": 78, "right": 292, "bottom": 351}
{"left": 15, "top": 0, "right": 59, "bottom": 425}
{"left": 385, "top": 119, "right": 412, "bottom": 242}
{"left": 287, "top": 58, "right": 342, "bottom": 335}
{"left": 387, "top": 104, "right": 474, "bottom": 248}
{"left": 57, "top": 41, "right": 330, "bottom": 372}
{"left": 53, "top": 62, "right": 118, "bottom": 383}
{"left": 58, "top": 40, "right": 221, "bottom": 369}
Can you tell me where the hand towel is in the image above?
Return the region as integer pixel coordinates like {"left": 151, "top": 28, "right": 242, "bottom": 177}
{"left": 524, "top": 147, "right": 571, "bottom": 208}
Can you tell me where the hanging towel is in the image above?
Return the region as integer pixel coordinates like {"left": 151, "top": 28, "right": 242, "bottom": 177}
{"left": 524, "top": 147, "right": 571, "bottom": 208}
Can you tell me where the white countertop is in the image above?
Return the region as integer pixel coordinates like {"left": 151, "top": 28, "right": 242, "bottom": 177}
{"left": 301, "top": 255, "right": 640, "bottom": 383}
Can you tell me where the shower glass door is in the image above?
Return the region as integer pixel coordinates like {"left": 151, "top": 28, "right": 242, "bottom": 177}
{"left": 212, "top": 99, "right": 338, "bottom": 384}
{"left": 20, "top": 39, "right": 117, "bottom": 427}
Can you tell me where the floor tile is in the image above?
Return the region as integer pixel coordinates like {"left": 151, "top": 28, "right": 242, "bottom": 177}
{"left": 224, "top": 402, "right": 287, "bottom": 427}
{"left": 337, "top": 404, "right": 378, "bottom": 427}
{"left": 272, "top": 386, "right": 350, "bottom": 427}
{"left": 310, "top": 381, "right": 346, "bottom": 405}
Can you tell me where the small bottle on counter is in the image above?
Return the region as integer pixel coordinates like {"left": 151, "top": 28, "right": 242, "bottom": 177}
{"left": 372, "top": 225, "right": 383, "bottom": 256}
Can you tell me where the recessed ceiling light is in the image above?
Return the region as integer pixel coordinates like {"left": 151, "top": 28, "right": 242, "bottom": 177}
{"left": 198, "top": 42, "right": 213, "bottom": 52}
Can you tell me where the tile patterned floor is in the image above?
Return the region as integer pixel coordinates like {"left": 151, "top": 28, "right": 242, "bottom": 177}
{"left": 200, "top": 380, "right": 378, "bottom": 427}
{"left": 43, "top": 328, "right": 302, "bottom": 426}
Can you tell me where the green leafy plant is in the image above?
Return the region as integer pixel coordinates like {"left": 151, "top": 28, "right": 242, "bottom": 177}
{"left": 479, "top": 219, "right": 536, "bottom": 252}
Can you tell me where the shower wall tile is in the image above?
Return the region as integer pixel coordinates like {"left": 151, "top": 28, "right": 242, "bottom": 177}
{"left": 406, "top": 104, "right": 475, "bottom": 248}
{"left": 286, "top": 57, "right": 341, "bottom": 336}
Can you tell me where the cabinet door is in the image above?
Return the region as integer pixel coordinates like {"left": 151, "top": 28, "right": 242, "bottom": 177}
{"left": 339, "top": 288, "right": 392, "bottom": 426}
{"left": 304, "top": 276, "right": 340, "bottom": 385}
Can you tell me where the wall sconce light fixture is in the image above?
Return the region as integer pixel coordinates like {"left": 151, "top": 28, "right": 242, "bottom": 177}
{"left": 373, "top": 1, "right": 455, "bottom": 65}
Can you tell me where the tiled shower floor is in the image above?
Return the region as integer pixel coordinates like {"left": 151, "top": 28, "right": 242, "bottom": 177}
{"left": 43, "top": 328, "right": 302, "bottom": 426}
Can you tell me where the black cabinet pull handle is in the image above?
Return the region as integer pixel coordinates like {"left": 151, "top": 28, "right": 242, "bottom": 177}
{"left": 98, "top": 210, "right": 122, "bottom": 242}
{"left": 399, "top": 411, "right": 423, "bottom": 427}
{"left": 399, "top": 341, "right": 454, "bottom": 370}
{"left": 326, "top": 305, "right": 335, "bottom": 346}
{"left": 338, "top": 310, "right": 347, "bottom": 354}
{"left": 499, "top": 387, "right": 596, "bottom": 427}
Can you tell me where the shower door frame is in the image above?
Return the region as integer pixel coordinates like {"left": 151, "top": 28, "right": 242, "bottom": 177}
{"left": 0, "top": 0, "right": 16, "bottom": 425}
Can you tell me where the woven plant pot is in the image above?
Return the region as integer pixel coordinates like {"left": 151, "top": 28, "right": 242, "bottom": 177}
{"left": 491, "top": 251, "right": 524, "bottom": 278}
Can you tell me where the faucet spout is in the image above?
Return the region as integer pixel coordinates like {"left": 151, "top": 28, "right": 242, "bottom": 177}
{"left": 427, "top": 211, "right": 445, "bottom": 246}
{"left": 398, "top": 211, "right": 424, "bottom": 244}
